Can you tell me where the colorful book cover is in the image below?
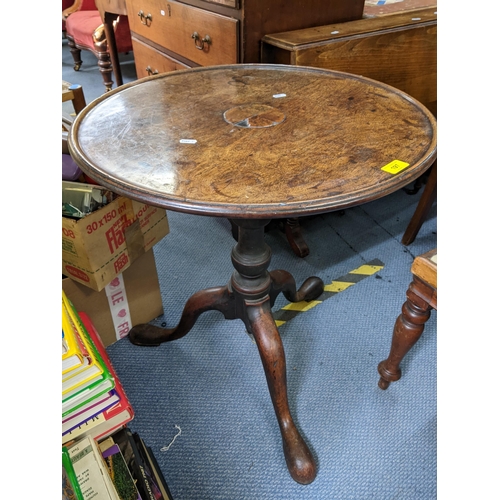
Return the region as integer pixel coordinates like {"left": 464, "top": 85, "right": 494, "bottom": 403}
{"left": 111, "top": 428, "right": 161, "bottom": 500}
{"left": 63, "top": 357, "right": 90, "bottom": 383}
{"left": 101, "top": 443, "right": 143, "bottom": 500}
{"left": 63, "top": 390, "right": 118, "bottom": 424}
{"left": 62, "top": 292, "right": 115, "bottom": 411}
{"left": 63, "top": 327, "right": 91, "bottom": 380}
{"left": 63, "top": 391, "right": 120, "bottom": 436}
{"left": 144, "top": 445, "right": 173, "bottom": 500}
{"left": 133, "top": 434, "right": 174, "bottom": 500}
{"left": 63, "top": 379, "right": 116, "bottom": 418}
{"left": 63, "top": 362, "right": 104, "bottom": 396}
{"left": 62, "top": 312, "right": 134, "bottom": 444}
{"left": 63, "top": 446, "right": 84, "bottom": 500}
{"left": 62, "top": 303, "right": 85, "bottom": 374}
{"left": 67, "top": 436, "right": 120, "bottom": 500}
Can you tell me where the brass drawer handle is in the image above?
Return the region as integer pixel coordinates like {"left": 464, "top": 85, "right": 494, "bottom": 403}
{"left": 146, "top": 66, "right": 159, "bottom": 76}
{"left": 138, "top": 10, "right": 153, "bottom": 26}
{"left": 191, "top": 32, "right": 211, "bottom": 50}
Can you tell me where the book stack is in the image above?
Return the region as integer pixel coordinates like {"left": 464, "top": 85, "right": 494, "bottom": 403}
{"left": 64, "top": 429, "right": 174, "bottom": 500}
{"left": 62, "top": 290, "right": 134, "bottom": 445}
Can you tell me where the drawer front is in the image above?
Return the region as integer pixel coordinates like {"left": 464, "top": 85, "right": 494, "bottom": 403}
{"left": 128, "top": 0, "right": 238, "bottom": 66}
{"left": 132, "top": 37, "right": 190, "bottom": 78}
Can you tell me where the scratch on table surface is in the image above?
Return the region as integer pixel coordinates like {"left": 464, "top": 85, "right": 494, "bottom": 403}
{"left": 115, "top": 117, "right": 132, "bottom": 144}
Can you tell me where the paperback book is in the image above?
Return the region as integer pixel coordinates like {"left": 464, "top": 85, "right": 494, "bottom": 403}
{"left": 67, "top": 435, "right": 120, "bottom": 500}
{"left": 62, "top": 292, "right": 115, "bottom": 415}
{"left": 99, "top": 438, "right": 143, "bottom": 500}
{"left": 63, "top": 311, "right": 134, "bottom": 444}
{"left": 63, "top": 446, "right": 84, "bottom": 500}
{"left": 108, "top": 428, "right": 164, "bottom": 500}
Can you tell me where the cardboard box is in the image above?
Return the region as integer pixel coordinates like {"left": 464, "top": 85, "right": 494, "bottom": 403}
{"left": 62, "top": 195, "right": 169, "bottom": 291}
{"left": 62, "top": 249, "right": 164, "bottom": 347}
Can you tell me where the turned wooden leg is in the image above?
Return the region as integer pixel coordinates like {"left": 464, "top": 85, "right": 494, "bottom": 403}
{"left": 284, "top": 218, "right": 310, "bottom": 258}
{"left": 131, "top": 218, "right": 321, "bottom": 483}
{"left": 378, "top": 278, "right": 433, "bottom": 389}
{"left": 66, "top": 35, "right": 82, "bottom": 72}
{"left": 103, "top": 12, "right": 123, "bottom": 87}
{"left": 129, "top": 286, "right": 235, "bottom": 346}
{"left": 247, "top": 299, "right": 317, "bottom": 484}
{"left": 95, "top": 46, "right": 114, "bottom": 92}
{"left": 402, "top": 161, "right": 437, "bottom": 246}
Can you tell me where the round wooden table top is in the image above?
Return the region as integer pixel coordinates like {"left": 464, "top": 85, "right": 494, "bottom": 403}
{"left": 69, "top": 64, "right": 437, "bottom": 218}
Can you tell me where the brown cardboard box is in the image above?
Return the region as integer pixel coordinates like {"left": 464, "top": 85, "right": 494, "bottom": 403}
{"left": 62, "top": 249, "right": 164, "bottom": 347}
{"left": 62, "top": 195, "right": 169, "bottom": 291}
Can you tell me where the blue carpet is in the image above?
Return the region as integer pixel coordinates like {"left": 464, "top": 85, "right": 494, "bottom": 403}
{"left": 106, "top": 191, "right": 437, "bottom": 500}
{"left": 62, "top": 41, "right": 437, "bottom": 498}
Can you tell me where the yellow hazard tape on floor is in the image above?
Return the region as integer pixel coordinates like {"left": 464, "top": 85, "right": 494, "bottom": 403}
{"left": 272, "top": 258, "right": 384, "bottom": 327}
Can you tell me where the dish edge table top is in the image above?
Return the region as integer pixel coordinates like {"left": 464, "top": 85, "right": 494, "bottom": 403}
{"left": 69, "top": 64, "right": 437, "bottom": 218}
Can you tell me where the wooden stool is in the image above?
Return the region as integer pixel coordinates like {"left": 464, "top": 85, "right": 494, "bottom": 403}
{"left": 378, "top": 248, "right": 437, "bottom": 389}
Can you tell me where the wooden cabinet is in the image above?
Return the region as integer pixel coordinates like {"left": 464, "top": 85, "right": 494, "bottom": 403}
{"left": 132, "top": 37, "right": 190, "bottom": 79}
{"left": 128, "top": 0, "right": 366, "bottom": 76}
{"left": 261, "top": 2, "right": 437, "bottom": 114}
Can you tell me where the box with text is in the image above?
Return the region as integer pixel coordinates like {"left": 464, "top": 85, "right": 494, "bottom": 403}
{"left": 62, "top": 250, "right": 164, "bottom": 347}
{"left": 62, "top": 196, "right": 169, "bottom": 291}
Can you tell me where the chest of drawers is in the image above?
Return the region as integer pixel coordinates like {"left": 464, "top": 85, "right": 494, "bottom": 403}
{"left": 127, "top": 0, "right": 365, "bottom": 78}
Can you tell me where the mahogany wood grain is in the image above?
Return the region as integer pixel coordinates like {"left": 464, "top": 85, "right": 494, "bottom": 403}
{"left": 411, "top": 249, "right": 437, "bottom": 291}
{"left": 128, "top": 0, "right": 238, "bottom": 66}
{"left": 69, "top": 66, "right": 437, "bottom": 482}
{"left": 261, "top": 8, "right": 437, "bottom": 114}
{"left": 131, "top": 37, "right": 190, "bottom": 78}
{"left": 94, "top": 0, "right": 129, "bottom": 88}
{"left": 363, "top": 0, "right": 436, "bottom": 17}
{"left": 378, "top": 249, "right": 437, "bottom": 389}
{"left": 127, "top": 218, "right": 324, "bottom": 483}
{"left": 402, "top": 161, "right": 437, "bottom": 245}
{"left": 69, "top": 65, "right": 437, "bottom": 218}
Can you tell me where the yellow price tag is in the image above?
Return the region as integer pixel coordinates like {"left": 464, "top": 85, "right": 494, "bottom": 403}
{"left": 381, "top": 160, "right": 410, "bottom": 175}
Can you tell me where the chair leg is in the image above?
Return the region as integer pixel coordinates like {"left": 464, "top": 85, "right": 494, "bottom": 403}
{"left": 377, "top": 278, "right": 433, "bottom": 389}
{"left": 103, "top": 12, "right": 123, "bottom": 87}
{"left": 402, "top": 161, "right": 437, "bottom": 245}
{"left": 66, "top": 35, "right": 82, "bottom": 71}
{"left": 94, "top": 42, "right": 114, "bottom": 92}
{"left": 284, "top": 218, "right": 310, "bottom": 258}
{"left": 96, "top": 52, "right": 114, "bottom": 92}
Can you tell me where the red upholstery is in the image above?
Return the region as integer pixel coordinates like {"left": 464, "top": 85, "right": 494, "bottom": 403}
{"left": 65, "top": 11, "right": 132, "bottom": 52}
{"left": 66, "top": 11, "right": 102, "bottom": 47}
{"left": 63, "top": 0, "right": 96, "bottom": 30}
{"left": 78, "top": 0, "right": 98, "bottom": 10}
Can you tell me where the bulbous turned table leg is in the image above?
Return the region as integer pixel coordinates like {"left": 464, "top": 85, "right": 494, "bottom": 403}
{"left": 247, "top": 300, "right": 317, "bottom": 484}
{"left": 378, "top": 280, "right": 432, "bottom": 389}
{"left": 130, "top": 218, "right": 322, "bottom": 483}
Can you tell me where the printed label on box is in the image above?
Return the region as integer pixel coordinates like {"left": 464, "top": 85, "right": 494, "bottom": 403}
{"left": 105, "top": 274, "right": 132, "bottom": 341}
{"left": 62, "top": 195, "right": 169, "bottom": 291}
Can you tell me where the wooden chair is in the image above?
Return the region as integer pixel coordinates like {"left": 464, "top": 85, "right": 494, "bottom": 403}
{"left": 63, "top": 0, "right": 132, "bottom": 92}
{"left": 377, "top": 248, "right": 437, "bottom": 389}
{"left": 62, "top": 81, "right": 87, "bottom": 115}
{"left": 62, "top": 81, "right": 87, "bottom": 180}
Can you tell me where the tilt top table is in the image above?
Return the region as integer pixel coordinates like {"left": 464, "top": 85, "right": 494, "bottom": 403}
{"left": 68, "top": 64, "right": 437, "bottom": 484}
